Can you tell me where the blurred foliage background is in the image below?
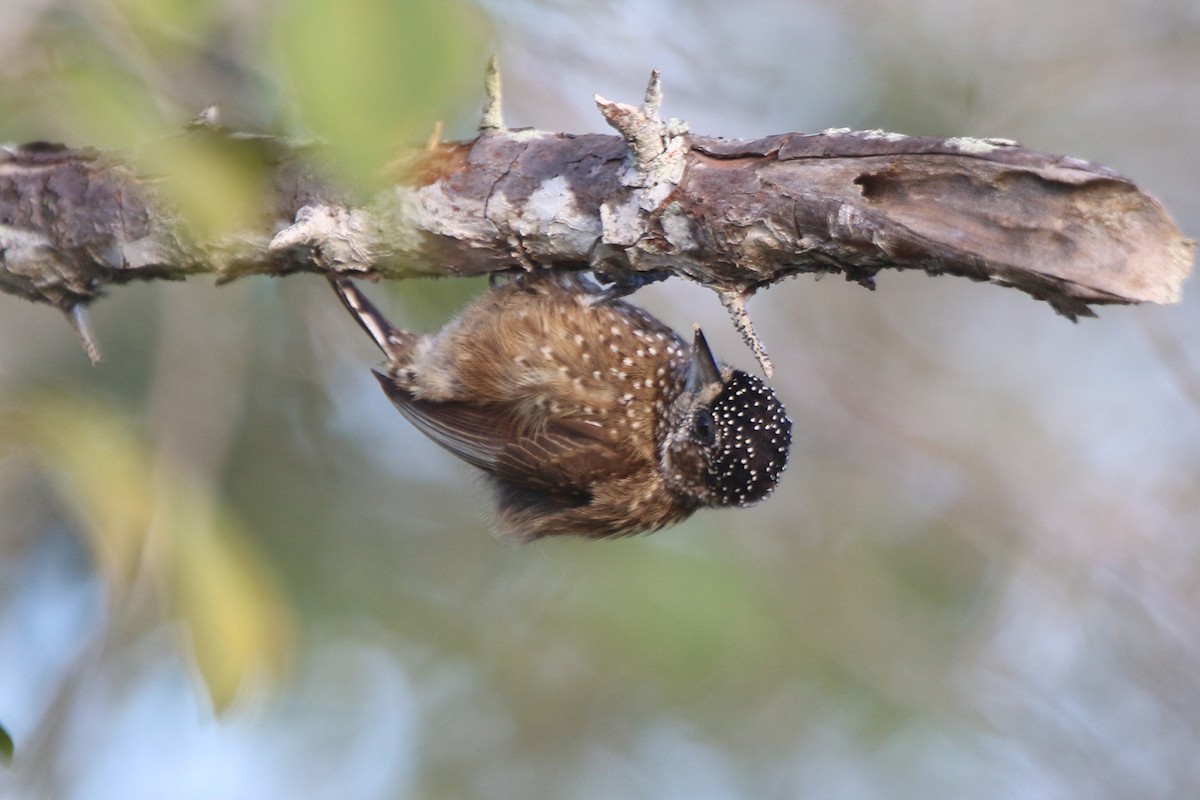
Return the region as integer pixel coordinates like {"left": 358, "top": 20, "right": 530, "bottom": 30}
{"left": 1, "top": 0, "right": 1199, "bottom": 797}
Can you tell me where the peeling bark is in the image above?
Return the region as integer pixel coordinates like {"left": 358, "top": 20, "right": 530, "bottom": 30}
{"left": 1, "top": 76, "right": 1193, "bottom": 356}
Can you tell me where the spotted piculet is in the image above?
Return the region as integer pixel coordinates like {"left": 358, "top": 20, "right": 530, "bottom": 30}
{"left": 329, "top": 272, "right": 791, "bottom": 541}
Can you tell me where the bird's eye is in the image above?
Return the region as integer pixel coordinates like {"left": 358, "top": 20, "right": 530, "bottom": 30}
{"left": 693, "top": 409, "right": 716, "bottom": 446}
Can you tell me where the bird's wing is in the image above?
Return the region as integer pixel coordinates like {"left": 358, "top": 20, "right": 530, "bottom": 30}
{"left": 373, "top": 371, "right": 623, "bottom": 497}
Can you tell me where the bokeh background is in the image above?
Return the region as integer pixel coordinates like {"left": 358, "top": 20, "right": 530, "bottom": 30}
{"left": 2, "top": 0, "right": 1199, "bottom": 797}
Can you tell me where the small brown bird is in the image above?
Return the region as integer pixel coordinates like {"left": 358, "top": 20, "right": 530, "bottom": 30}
{"left": 330, "top": 272, "right": 791, "bottom": 541}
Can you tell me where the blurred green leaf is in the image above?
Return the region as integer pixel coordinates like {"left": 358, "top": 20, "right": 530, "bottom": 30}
{"left": 15, "top": 396, "right": 293, "bottom": 711}
{"left": 0, "top": 720, "right": 12, "bottom": 765}
{"left": 140, "top": 133, "right": 279, "bottom": 241}
{"left": 111, "top": 0, "right": 221, "bottom": 48}
{"left": 25, "top": 24, "right": 173, "bottom": 148}
{"left": 277, "top": 0, "right": 488, "bottom": 189}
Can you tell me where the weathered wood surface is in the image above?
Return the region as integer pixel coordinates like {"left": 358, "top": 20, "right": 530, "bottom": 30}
{"left": 2, "top": 74, "right": 1192, "bottom": 349}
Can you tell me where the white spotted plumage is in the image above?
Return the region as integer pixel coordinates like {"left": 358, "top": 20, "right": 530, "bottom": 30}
{"left": 330, "top": 272, "right": 791, "bottom": 540}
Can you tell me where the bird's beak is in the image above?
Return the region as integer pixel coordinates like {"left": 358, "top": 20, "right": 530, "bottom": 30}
{"left": 686, "top": 325, "right": 723, "bottom": 397}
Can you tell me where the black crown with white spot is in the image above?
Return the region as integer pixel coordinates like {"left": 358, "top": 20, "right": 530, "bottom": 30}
{"left": 705, "top": 371, "right": 792, "bottom": 506}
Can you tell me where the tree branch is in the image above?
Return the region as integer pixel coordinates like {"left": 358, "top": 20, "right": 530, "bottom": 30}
{"left": 2, "top": 70, "right": 1193, "bottom": 365}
